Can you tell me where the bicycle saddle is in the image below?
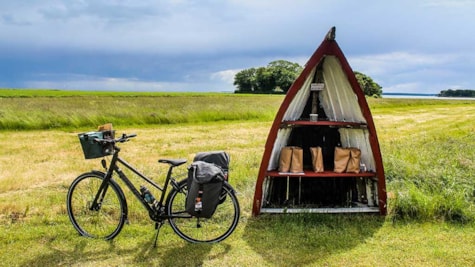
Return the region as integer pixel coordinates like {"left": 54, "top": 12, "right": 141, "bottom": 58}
{"left": 158, "top": 159, "right": 187, "bottom": 167}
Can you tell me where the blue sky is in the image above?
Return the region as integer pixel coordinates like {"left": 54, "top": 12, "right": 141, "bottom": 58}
{"left": 1, "top": 0, "right": 474, "bottom": 94}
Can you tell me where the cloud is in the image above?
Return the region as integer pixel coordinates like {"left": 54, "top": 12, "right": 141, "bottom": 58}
{"left": 16, "top": 66, "right": 256, "bottom": 93}
{"left": 383, "top": 83, "right": 424, "bottom": 93}
{"left": 349, "top": 52, "right": 468, "bottom": 93}
{"left": 350, "top": 52, "right": 460, "bottom": 76}
{"left": 0, "top": 0, "right": 331, "bottom": 54}
{"left": 0, "top": 14, "right": 32, "bottom": 26}
{"left": 1, "top": 0, "right": 475, "bottom": 93}
{"left": 23, "top": 74, "right": 231, "bottom": 92}
{"left": 210, "top": 69, "right": 239, "bottom": 84}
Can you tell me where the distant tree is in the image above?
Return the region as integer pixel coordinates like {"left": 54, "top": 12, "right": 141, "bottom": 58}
{"left": 267, "top": 60, "right": 303, "bottom": 93}
{"left": 254, "top": 67, "right": 276, "bottom": 93}
{"left": 234, "top": 60, "right": 302, "bottom": 94}
{"left": 438, "top": 89, "right": 475, "bottom": 97}
{"left": 233, "top": 68, "right": 256, "bottom": 92}
{"left": 234, "top": 63, "right": 380, "bottom": 96}
{"left": 354, "top": 71, "right": 382, "bottom": 97}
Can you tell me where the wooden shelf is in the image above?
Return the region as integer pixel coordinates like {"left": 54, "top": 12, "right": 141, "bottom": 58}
{"left": 266, "top": 170, "right": 376, "bottom": 178}
{"left": 281, "top": 120, "right": 367, "bottom": 128}
{"left": 260, "top": 207, "right": 380, "bottom": 214}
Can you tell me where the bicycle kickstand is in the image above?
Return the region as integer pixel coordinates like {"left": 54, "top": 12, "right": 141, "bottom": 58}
{"left": 153, "top": 222, "right": 164, "bottom": 248}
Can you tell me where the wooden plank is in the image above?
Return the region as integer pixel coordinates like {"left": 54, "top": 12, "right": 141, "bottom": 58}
{"left": 266, "top": 170, "right": 376, "bottom": 178}
{"left": 260, "top": 207, "right": 380, "bottom": 213}
{"left": 281, "top": 120, "right": 367, "bottom": 127}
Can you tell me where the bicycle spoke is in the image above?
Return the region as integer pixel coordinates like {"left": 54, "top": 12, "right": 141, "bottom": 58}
{"left": 67, "top": 172, "right": 127, "bottom": 240}
{"left": 166, "top": 180, "right": 240, "bottom": 243}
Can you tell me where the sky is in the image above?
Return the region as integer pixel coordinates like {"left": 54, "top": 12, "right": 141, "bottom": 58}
{"left": 1, "top": 0, "right": 475, "bottom": 94}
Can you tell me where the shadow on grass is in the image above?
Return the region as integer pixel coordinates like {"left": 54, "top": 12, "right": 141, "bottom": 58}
{"left": 18, "top": 228, "right": 225, "bottom": 267}
{"left": 242, "top": 213, "right": 384, "bottom": 266}
{"left": 17, "top": 238, "right": 132, "bottom": 267}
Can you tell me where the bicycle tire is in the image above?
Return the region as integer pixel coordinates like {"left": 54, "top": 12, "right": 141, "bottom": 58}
{"left": 166, "top": 179, "right": 240, "bottom": 243}
{"left": 66, "top": 171, "right": 128, "bottom": 240}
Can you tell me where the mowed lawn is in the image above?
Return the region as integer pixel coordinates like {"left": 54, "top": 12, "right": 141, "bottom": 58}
{"left": 1, "top": 91, "right": 475, "bottom": 266}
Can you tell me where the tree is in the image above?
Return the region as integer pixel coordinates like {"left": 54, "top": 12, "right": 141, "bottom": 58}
{"left": 438, "top": 89, "right": 475, "bottom": 97}
{"left": 254, "top": 67, "right": 276, "bottom": 93}
{"left": 233, "top": 68, "right": 256, "bottom": 92}
{"left": 267, "top": 60, "right": 303, "bottom": 93}
{"left": 234, "top": 62, "right": 381, "bottom": 97}
{"left": 234, "top": 60, "right": 302, "bottom": 93}
{"left": 354, "top": 71, "right": 382, "bottom": 97}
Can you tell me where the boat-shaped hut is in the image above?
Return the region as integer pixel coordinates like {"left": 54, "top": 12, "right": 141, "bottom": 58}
{"left": 252, "top": 27, "right": 387, "bottom": 216}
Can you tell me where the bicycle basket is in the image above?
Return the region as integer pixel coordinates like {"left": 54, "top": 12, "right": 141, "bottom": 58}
{"left": 78, "top": 130, "right": 115, "bottom": 159}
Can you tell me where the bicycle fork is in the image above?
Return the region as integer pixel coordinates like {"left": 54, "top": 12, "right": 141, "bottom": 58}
{"left": 90, "top": 158, "right": 119, "bottom": 211}
{"left": 90, "top": 173, "right": 113, "bottom": 211}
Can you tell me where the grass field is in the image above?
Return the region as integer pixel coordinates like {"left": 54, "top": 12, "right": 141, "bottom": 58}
{"left": 1, "top": 89, "right": 475, "bottom": 266}
{"left": 0, "top": 89, "right": 282, "bottom": 130}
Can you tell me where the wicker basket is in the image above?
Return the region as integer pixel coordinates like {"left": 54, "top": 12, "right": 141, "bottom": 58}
{"left": 78, "top": 130, "right": 115, "bottom": 159}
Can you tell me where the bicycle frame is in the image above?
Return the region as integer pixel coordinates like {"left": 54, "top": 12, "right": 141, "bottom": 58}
{"left": 91, "top": 145, "right": 181, "bottom": 221}
{"left": 69, "top": 131, "right": 240, "bottom": 245}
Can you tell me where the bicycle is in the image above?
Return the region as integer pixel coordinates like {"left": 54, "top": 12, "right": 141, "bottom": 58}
{"left": 66, "top": 127, "right": 240, "bottom": 246}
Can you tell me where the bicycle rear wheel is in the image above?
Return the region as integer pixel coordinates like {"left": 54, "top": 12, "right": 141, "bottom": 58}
{"left": 66, "top": 171, "right": 127, "bottom": 240}
{"left": 166, "top": 179, "right": 240, "bottom": 243}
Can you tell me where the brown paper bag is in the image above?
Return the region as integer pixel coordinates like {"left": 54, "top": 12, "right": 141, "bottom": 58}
{"left": 346, "top": 148, "right": 361, "bottom": 173}
{"left": 290, "top": 147, "right": 303, "bottom": 173}
{"left": 97, "top": 123, "right": 113, "bottom": 132}
{"left": 334, "top": 147, "right": 350, "bottom": 173}
{"left": 310, "top": 147, "right": 324, "bottom": 172}
{"left": 279, "top": 146, "right": 293, "bottom": 172}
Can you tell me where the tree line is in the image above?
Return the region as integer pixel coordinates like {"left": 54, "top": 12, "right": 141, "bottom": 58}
{"left": 233, "top": 60, "right": 382, "bottom": 97}
{"left": 438, "top": 89, "right": 475, "bottom": 97}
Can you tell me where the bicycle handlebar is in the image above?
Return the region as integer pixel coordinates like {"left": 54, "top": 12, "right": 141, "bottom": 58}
{"left": 94, "top": 133, "right": 137, "bottom": 144}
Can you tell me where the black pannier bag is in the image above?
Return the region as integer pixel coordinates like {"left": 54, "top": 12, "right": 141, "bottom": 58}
{"left": 193, "top": 151, "right": 230, "bottom": 179}
{"left": 193, "top": 151, "right": 230, "bottom": 204}
{"left": 186, "top": 151, "right": 230, "bottom": 218}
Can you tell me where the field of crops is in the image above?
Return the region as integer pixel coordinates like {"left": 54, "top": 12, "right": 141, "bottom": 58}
{"left": 1, "top": 89, "right": 474, "bottom": 266}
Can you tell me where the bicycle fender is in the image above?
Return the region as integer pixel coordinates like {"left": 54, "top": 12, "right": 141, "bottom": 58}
{"left": 90, "top": 170, "right": 106, "bottom": 177}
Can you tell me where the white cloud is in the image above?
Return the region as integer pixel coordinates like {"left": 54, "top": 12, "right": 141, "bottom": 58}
{"left": 383, "top": 83, "right": 425, "bottom": 94}
{"left": 348, "top": 51, "right": 469, "bottom": 94}
{"left": 210, "top": 69, "right": 239, "bottom": 84}
{"left": 349, "top": 52, "right": 459, "bottom": 76}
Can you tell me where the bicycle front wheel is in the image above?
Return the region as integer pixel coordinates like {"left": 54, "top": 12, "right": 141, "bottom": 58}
{"left": 66, "top": 171, "right": 127, "bottom": 240}
{"left": 166, "top": 179, "right": 240, "bottom": 243}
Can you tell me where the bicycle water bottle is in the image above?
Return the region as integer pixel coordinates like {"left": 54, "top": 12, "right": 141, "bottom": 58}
{"left": 140, "top": 185, "right": 156, "bottom": 205}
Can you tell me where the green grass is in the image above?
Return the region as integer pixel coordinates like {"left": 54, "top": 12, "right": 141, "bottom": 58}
{"left": 0, "top": 89, "right": 282, "bottom": 130}
{"left": 0, "top": 88, "right": 229, "bottom": 97}
{"left": 368, "top": 97, "right": 475, "bottom": 222}
{"left": 1, "top": 89, "right": 475, "bottom": 266}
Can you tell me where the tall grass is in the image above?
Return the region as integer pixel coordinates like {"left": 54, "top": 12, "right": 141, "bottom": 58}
{"left": 370, "top": 97, "right": 475, "bottom": 222}
{"left": 0, "top": 89, "right": 282, "bottom": 130}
